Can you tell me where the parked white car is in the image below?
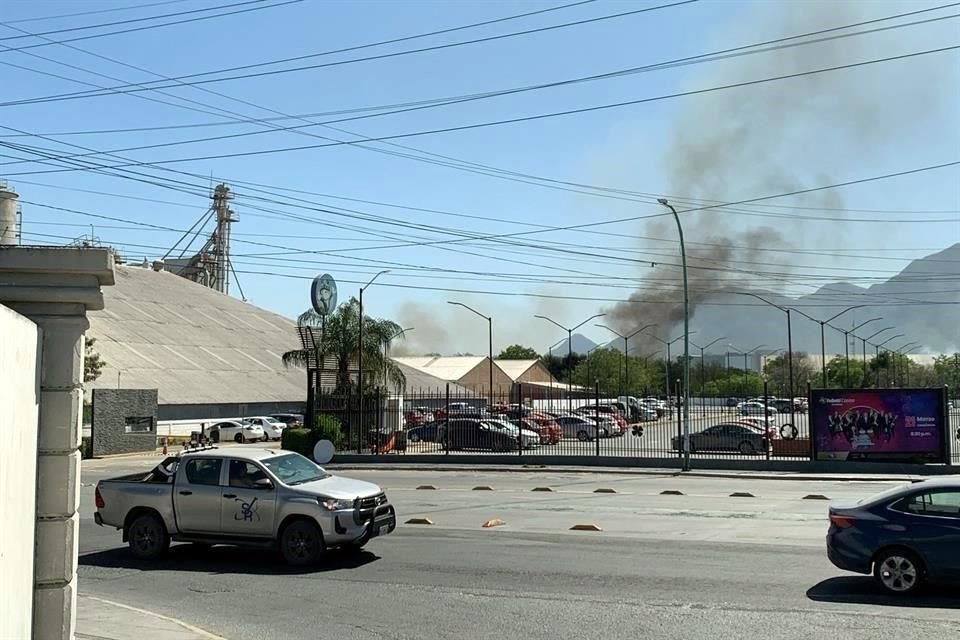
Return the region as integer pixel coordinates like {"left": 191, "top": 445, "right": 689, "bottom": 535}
{"left": 243, "top": 416, "right": 285, "bottom": 441}
{"left": 737, "top": 402, "right": 777, "bottom": 417}
{"left": 209, "top": 421, "right": 264, "bottom": 444}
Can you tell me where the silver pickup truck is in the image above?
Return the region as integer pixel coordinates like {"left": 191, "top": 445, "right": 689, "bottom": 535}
{"left": 95, "top": 447, "right": 396, "bottom": 566}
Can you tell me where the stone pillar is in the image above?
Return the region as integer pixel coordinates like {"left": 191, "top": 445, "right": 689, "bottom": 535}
{"left": 0, "top": 247, "right": 115, "bottom": 640}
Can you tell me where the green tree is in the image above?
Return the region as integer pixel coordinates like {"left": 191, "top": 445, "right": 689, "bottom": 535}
{"left": 825, "top": 355, "right": 866, "bottom": 388}
{"left": 932, "top": 353, "right": 960, "bottom": 390}
{"left": 762, "top": 353, "right": 816, "bottom": 396}
{"left": 281, "top": 297, "right": 405, "bottom": 392}
{"left": 84, "top": 337, "right": 105, "bottom": 383}
{"left": 497, "top": 344, "right": 539, "bottom": 360}
{"left": 542, "top": 352, "right": 586, "bottom": 383}
{"left": 570, "top": 348, "right": 622, "bottom": 392}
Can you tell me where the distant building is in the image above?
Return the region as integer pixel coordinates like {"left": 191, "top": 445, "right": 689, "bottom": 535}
{"left": 390, "top": 356, "right": 513, "bottom": 393}
{"left": 494, "top": 359, "right": 558, "bottom": 385}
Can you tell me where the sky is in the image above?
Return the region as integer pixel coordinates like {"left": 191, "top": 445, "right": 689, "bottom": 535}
{"left": 2, "top": 0, "right": 958, "bottom": 356}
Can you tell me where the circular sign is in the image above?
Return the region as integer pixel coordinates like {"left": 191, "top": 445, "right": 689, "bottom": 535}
{"left": 313, "top": 439, "right": 335, "bottom": 464}
{"left": 310, "top": 273, "right": 338, "bottom": 316}
{"left": 779, "top": 423, "right": 799, "bottom": 441}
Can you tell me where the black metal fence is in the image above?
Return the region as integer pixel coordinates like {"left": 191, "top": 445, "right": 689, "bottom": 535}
{"left": 311, "top": 382, "right": 958, "bottom": 467}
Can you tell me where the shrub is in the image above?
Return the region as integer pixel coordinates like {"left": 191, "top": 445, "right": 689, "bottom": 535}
{"left": 80, "top": 437, "right": 92, "bottom": 459}
{"left": 312, "top": 414, "right": 343, "bottom": 450}
{"left": 281, "top": 428, "right": 315, "bottom": 457}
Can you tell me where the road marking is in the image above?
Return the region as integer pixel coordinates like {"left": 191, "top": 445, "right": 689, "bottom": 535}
{"left": 79, "top": 594, "right": 227, "bottom": 640}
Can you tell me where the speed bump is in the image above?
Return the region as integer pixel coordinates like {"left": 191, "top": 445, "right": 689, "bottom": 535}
{"left": 473, "top": 486, "right": 495, "bottom": 491}
{"left": 729, "top": 492, "right": 755, "bottom": 498}
{"left": 569, "top": 524, "right": 603, "bottom": 532}
{"left": 416, "top": 485, "right": 437, "bottom": 490}
{"left": 803, "top": 494, "right": 830, "bottom": 500}
{"left": 405, "top": 517, "right": 434, "bottom": 525}
{"left": 531, "top": 486, "right": 553, "bottom": 492}
{"left": 482, "top": 519, "right": 506, "bottom": 528}
{"left": 660, "top": 490, "right": 685, "bottom": 496}
{"left": 593, "top": 488, "right": 617, "bottom": 494}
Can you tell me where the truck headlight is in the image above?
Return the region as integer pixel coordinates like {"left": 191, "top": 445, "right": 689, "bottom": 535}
{"left": 318, "top": 497, "right": 354, "bottom": 511}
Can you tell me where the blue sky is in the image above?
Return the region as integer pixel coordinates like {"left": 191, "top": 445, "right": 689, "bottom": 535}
{"left": 2, "top": 0, "right": 958, "bottom": 354}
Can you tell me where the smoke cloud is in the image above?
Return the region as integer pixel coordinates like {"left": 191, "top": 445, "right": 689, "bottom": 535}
{"left": 605, "top": 0, "right": 957, "bottom": 349}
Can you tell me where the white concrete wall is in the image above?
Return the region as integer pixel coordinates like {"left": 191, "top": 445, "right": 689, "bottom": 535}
{"left": 0, "top": 304, "right": 40, "bottom": 638}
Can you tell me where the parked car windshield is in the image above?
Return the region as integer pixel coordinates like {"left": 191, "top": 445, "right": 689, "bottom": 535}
{"left": 261, "top": 453, "right": 329, "bottom": 485}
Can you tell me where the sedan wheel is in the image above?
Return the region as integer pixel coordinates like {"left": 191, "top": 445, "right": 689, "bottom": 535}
{"left": 738, "top": 441, "right": 755, "bottom": 455}
{"left": 874, "top": 550, "right": 923, "bottom": 594}
{"left": 576, "top": 430, "right": 590, "bottom": 442}
{"left": 234, "top": 433, "right": 244, "bottom": 444}
{"left": 408, "top": 432, "right": 421, "bottom": 443}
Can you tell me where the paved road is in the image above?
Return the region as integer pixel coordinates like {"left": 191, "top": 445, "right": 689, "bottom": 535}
{"left": 78, "top": 459, "right": 959, "bottom": 640}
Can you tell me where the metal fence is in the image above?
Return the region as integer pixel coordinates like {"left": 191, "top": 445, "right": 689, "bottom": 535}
{"left": 312, "top": 382, "right": 958, "bottom": 467}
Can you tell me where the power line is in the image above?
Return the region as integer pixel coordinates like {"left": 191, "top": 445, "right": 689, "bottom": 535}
{"left": 8, "top": 44, "right": 958, "bottom": 177}
{"left": 0, "top": 0, "right": 302, "bottom": 53}
{"left": 5, "top": 0, "right": 195, "bottom": 24}
{"left": 0, "top": 1, "right": 697, "bottom": 101}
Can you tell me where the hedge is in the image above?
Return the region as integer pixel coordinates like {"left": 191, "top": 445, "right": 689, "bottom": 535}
{"left": 281, "top": 428, "right": 316, "bottom": 458}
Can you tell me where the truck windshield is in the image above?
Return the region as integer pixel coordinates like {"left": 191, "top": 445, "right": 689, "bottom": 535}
{"left": 261, "top": 453, "right": 329, "bottom": 486}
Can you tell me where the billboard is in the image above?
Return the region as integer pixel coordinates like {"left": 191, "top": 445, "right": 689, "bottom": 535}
{"left": 810, "top": 388, "right": 948, "bottom": 462}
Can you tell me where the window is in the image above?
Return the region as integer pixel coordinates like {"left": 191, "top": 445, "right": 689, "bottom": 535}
{"left": 261, "top": 453, "right": 328, "bottom": 486}
{"left": 124, "top": 416, "right": 155, "bottom": 434}
{"left": 896, "top": 490, "right": 960, "bottom": 517}
{"left": 229, "top": 461, "right": 269, "bottom": 489}
{"left": 182, "top": 458, "right": 222, "bottom": 486}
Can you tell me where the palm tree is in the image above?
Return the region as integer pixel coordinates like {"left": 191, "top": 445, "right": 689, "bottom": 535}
{"left": 282, "top": 297, "right": 406, "bottom": 392}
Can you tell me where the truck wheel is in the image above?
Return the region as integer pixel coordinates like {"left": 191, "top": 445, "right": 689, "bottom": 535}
{"left": 280, "top": 520, "right": 324, "bottom": 566}
{"left": 128, "top": 513, "right": 169, "bottom": 560}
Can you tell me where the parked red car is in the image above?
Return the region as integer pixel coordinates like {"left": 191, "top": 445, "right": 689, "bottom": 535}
{"left": 513, "top": 416, "right": 561, "bottom": 445}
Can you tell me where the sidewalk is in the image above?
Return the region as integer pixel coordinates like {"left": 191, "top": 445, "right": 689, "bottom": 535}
{"left": 77, "top": 594, "right": 225, "bottom": 640}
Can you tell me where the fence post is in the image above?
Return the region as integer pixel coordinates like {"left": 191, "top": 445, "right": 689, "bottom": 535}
{"left": 444, "top": 383, "right": 450, "bottom": 456}
{"left": 595, "top": 381, "right": 601, "bottom": 457}
{"left": 676, "top": 378, "right": 682, "bottom": 462}
{"left": 807, "top": 382, "right": 814, "bottom": 461}
{"left": 763, "top": 379, "right": 771, "bottom": 461}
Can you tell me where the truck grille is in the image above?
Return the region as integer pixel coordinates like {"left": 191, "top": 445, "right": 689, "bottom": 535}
{"left": 354, "top": 493, "right": 389, "bottom": 525}
{"left": 358, "top": 492, "right": 387, "bottom": 510}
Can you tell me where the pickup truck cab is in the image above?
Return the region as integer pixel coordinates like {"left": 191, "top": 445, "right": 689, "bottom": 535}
{"left": 95, "top": 447, "right": 396, "bottom": 566}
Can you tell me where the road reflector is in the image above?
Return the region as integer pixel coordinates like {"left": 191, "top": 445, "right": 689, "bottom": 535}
{"left": 416, "top": 485, "right": 437, "bottom": 490}
{"left": 803, "top": 494, "right": 830, "bottom": 500}
{"left": 405, "top": 517, "right": 434, "bottom": 525}
{"left": 660, "top": 490, "right": 684, "bottom": 496}
{"left": 531, "top": 486, "right": 553, "bottom": 492}
{"left": 482, "top": 519, "right": 506, "bottom": 528}
{"left": 473, "top": 486, "right": 494, "bottom": 491}
{"left": 729, "top": 492, "right": 755, "bottom": 498}
{"left": 570, "top": 524, "right": 603, "bottom": 532}
{"left": 593, "top": 488, "right": 617, "bottom": 494}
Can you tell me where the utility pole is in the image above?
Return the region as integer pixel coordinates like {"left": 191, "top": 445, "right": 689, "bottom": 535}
{"left": 449, "top": 302, "right": 494, "bottom": 398}
{"left": 596, "top": 323, "right": 657, "bottom": 397}
{"left": 536, "top": 313, "right": 606, "bottom": 413}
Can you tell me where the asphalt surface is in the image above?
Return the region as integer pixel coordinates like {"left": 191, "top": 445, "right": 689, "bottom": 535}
{"left": 78, "top": 459, "right": 960, "bottom": 640}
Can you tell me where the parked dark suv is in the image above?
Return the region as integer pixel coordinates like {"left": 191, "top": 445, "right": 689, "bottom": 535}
{"left": 447, "top": 419, "right": 518, "bottom": 452}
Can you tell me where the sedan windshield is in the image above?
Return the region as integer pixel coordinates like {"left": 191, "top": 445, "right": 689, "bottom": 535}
{"left": 262, "top": 453, "right": 329, "bottom": 486}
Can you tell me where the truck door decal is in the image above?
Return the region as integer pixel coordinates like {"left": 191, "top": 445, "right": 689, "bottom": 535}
{"left": 234, "top": 496, "right": 260, "bottom": 522}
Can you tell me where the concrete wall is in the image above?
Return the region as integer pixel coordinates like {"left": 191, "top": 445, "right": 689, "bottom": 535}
{"left": 0, "top": 304, "right": 40, "bottom": 639}
{"left": 516, "top": 361, "right": 556, "bottom": 384}
{"left": 91, "top": 389, "right": 158, "bottom": 456}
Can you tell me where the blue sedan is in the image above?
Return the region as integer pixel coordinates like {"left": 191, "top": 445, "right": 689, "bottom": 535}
{"left": 827, "top": 477, "right": 960, "bottom": 594}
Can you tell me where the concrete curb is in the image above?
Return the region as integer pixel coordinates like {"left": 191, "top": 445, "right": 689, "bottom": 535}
{"left": 325, "top": 462, "right": 949, "bottom": 483}
{"left": 78, "top": 594, "right": 227, "bottom": 640}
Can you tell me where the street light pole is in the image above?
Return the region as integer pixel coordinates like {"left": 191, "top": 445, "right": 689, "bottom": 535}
{"left": 646, "top": 330, "right": 697, "bottom": 416}
{"left": 358, "top": 270, "right": 389, "bottom": 445}
{"left": 731, "top": 292, "right": 796, "bottom": 401}
{"left": 449, "top": 302, "right": 494, "bottom": 396}
{"left": 596, "top": 323, "right": 657, "bottom": 398}
{"left": 535, "top": 312, "right": 606, "bottom": 412}
{"left": 657, "top": 199, "right": 691, "bottom": 470}
{"left": 383, "top": 327, "right": 413, "bottom": 390}
{"left": 792, "top": 305, "right": 866, "bottom": 388}
{"left": 727, "top": 343, "right": 766, "bottom": 397}
{"left": 862, "top": 326, "right": 895, "bottom": 388}
{"left": 841, "top": 317, "right": 883, "bottom": 387}
{"left": 690, "top": 337, "right": 726, "bottom": 397}
{"left": 876, "top": 334, "right": 905, "bottom": 387}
